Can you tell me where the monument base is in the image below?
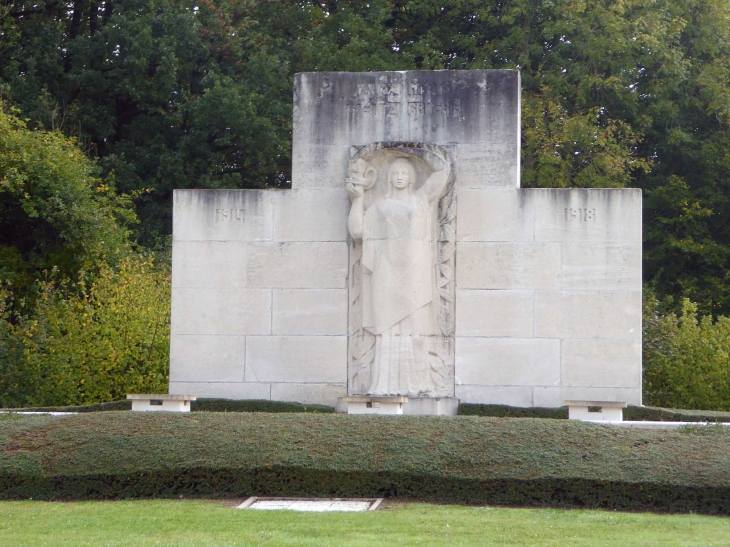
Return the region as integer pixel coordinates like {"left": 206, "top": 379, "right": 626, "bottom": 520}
{"left": 339, "top": 396, "right": 459, "bottom": 416}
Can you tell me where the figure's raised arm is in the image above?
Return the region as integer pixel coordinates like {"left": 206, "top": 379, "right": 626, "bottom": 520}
{"left": 421, "top": 153, "right": 452, "bottom": 203}
{"left": 346, "top": 159, "right": 375, "bottom": 240}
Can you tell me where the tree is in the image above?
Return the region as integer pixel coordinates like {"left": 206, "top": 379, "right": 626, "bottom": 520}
{"left": 2, "top": 0, "right": 730, "bottom": 314}
{"left": 0, "top": 103, "right": 132, "bottom": 299}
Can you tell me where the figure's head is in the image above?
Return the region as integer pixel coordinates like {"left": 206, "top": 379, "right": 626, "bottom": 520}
{"left": 387, "top": 158, "right": 416, "bottom": 191}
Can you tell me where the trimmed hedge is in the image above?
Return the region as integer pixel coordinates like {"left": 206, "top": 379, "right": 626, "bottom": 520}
{"left": 458, "top": 404, "right": 568, "bottom": 419}
{"left": 191, "top": 399, "right": 333, "bottom": 413}
{"left": 7, "top": 399, "right": 334, "bottom": 414}
{"left": 458, "top": 403, "right": 730, "bottom": 423}
{"left": 1, "top": 412, "right": 729, "bottom": 514}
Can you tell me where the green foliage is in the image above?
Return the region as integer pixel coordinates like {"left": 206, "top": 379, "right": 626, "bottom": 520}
{"left": 0, "top": 253, "right": 170, "bottom": 408}
{"left": 459, "top": 404, "right": 569, "bottom": 419}
{"left": 3, "top": 0, "right": 730, "bottom": 313}
{"left": 459, "top": 402, "right": 730, "bottom": 422}
{"left": 1, "top": 413, "right": 730, "bottom": 514}
{"left": 644, "top": 294, "right": 730, "bottom": 410}
{"left": 0, "top": 104, "right": 133, "bottom": 296}
{"left": 191, "top": 398, "right": 334, "bottom": 413}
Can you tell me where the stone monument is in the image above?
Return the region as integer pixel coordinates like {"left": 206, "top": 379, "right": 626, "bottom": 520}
{"left": 169, "top": 70, "right": 642, "bottom": 415}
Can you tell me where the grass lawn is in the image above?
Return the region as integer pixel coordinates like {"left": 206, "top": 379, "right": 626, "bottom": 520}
{"left": 0, "top": 500, "right": 728, "bottom": 547}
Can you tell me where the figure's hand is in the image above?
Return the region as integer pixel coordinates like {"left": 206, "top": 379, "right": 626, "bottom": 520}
{"left": 346, "top": 182, "right": 364, "bottom": 201}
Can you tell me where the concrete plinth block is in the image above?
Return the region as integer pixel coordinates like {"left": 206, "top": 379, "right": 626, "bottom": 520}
{"left": 127, "top": 394, "right": 196, "bottom": 413}
{"left": 341, "top": 396, "right": 408, "bottom": 415}
{"left": 566, "top": 400, "right": 626, "bottom": 422}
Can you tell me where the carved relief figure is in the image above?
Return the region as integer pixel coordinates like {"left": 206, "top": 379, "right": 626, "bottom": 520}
{"left": 347, "top": 152, "right": 451, "bottom": 395}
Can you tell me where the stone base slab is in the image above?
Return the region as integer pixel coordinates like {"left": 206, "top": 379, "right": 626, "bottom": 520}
{"left": 127, "top": 394, "right": 196, "bottom": 412}
{"left": 339, "top": 396, "right": 459, "bottom": 416}
{"left": 340, "top": 396, "right": 408, "bottom": 415}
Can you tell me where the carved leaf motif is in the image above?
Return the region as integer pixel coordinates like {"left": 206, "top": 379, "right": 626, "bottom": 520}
{"left": 348, "top": 143, "right": 456, "bottom": 397}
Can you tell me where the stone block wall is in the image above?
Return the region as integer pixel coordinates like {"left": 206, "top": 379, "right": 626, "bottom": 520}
{"left": 169, "top": 70, "right": 643, "bottom": 409}
{"left": 454, "top": 188, "right": 643, "bottom": 406}
{"left": 169, "top": 189, "right": 350, "bottom": 406}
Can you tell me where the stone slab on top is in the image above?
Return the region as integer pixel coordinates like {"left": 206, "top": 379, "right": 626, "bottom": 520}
{"left": 292, "top": 70, "right": 521, "bottom": 189}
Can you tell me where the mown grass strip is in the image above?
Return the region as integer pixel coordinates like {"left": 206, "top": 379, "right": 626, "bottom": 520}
{"left": 1, "top": 500, "right": 729, "bottom": 547}
{"left": 1, "top": 412, "right": 729, "bottom": 513}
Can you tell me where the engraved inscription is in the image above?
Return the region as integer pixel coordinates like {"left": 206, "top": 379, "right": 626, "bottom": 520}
{"left": 339, "top": 76, "right": 463, "bottom": 120}
{"left": 565, "top": 208, "right": 596, "bottom": 221}
{"left": 215, "top": 208, "right": 245, "bottom": 222}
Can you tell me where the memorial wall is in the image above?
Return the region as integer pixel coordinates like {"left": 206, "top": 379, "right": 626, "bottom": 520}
{"left": 170, "top": 70, "right": 642, "bottom": 414}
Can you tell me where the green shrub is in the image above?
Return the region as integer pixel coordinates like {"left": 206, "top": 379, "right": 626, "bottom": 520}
{"left": 191, "top": 399, "right": 334, "bottom": 413}
{"left": 644, "top": 297, "right": 730, "bottom": 410}
{"left": 1, "top": 413, "right": 729, "bottom": 514}
{"left": 459, "top": 404, "right": 568, "bottom": 419}
{"left": 0, "top": 253, "right": 170, "bottom": 408}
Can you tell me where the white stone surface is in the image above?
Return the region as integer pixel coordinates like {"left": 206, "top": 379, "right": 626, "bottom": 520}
{"left": 245, "top": 336, "right": 347, "bottom": 383}
{"left": 246, "top": 242, "right": 348, "bottom": 288}
{"left": 561, "top": 386, "right": 642, "bottom": 406}
{"left": 561, "top": 243, "right": 642, "bottom": 290}
{"left": 346, "top": 150, "right": 453, "bottom": 396}
{"left": 534, "top": 290, "right": 641, "bottom": 339}
{"left": 171, "top": 288, "right": 271, "bottom": 335}
{"left": 562, "top": 339, "right": 642, "bottom": 388}
{"left": 456, "top": 242, "right": 561, "bottom": 289}
{"left": 455, "top": 290, "right": 533, "bottom": 337}
{"left": 273, "top": 189, "right": 348, "bottom": 241}
{"left": 347, "top": 401, "right": 404, "bottom": 415}
{"left": 173, "top": 190, "right": 273, "bottom": 242}
{"left": 455, "top": 338, "right": 560, "bottom": 386}
{"left": 172, "top": 241, "right": 248, "bottom": 288}
{"left": 272, "top": 289, "right": 348, "bottom": 335}
{"left": 454, "top": 144, "right": 520, "bottom": 188}
{"left": 455, "top": 385, "right": 535, "bottom": 407}
{"left": 128, "top": 394, "right": 196, "bottom": 413}
{"left": 170, "top": 335, "right": 245, "bottom": 382}
{"left": 568, "top": 404, "right": 625, "bottom": 422}
{"left": 291, "top": 144, "right": 350, "bottom": 189}
{"left": 242, "top": 499, "right": 378, "bottom": 512}
{"left": 532, "top": 387, "right": 564, "bottom": 407}
{"left": 168, "top": 70, "right": 643, "bottom": 410}
{"left": 532, "top": 188, "right": 642, "bottom": 243}
{"left": 169, "top": 381, "right": 271, "bottom": 400}
{"left": 457, "top": 189, "right": 534, "bottom": 242}
{"left": 292, "top": 71, "right": 520, "bottom": 188}
{"left": 271, "top": 383, "right": 346, "bottom": 406}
